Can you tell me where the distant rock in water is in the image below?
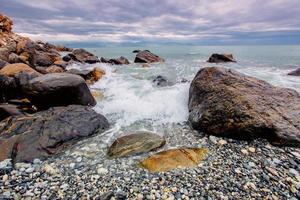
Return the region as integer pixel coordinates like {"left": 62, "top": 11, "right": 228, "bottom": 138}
{"left": 134, "top": 50, "right": 165, "bottom": 63}
{"left": 152, "top": 75, "right": 174, "bottom": 87}
{"left": 0, "top": 105, "right": 109, "bottom": 163}
{"left": 140, "top": 148, "right": 208, "bottom": 172}
{"left": 288, "top": 68, "right": 300, "bottom": 76}
{"left": 109, "top": 56, "right": 130, "bottom": 65}
{"left": 23, "top": 73, "right": 96, "bottom": 110}
{"left": 67, "top": 49, "right": 99, "bottom": 64}
{"left": 0, "top": 104, "right": 24, "bottom": 121}
{"left": 132, "top": 50, "right": 141, "bottom": 53}
{"left": 188, "top": 67, "right": 300, "bottom": 146}
{"left": 107, "top": 131, "right": 166, "bottom": 158}
{"left": 207, "top": 54, "right": 236, "bottom": 63}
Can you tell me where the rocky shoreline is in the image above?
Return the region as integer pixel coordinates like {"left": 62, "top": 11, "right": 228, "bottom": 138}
{"left": 1, "top": 14, "right": 300, "bottom": 199}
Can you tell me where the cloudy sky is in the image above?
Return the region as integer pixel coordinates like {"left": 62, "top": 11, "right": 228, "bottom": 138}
{"left": 1, "top": 0, "right": 300, "bottom": 45}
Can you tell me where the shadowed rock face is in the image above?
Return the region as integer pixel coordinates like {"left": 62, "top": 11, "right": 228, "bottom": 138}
{"left": 207, "top": 54, "right": 236, "bottom": 63}
{"left": 288, "top": 68, "right": 300, "bottom": 76}
{"left": 23, "top": 73, "right": 96, "bottom": 110}
{"left": 0, "top": 105, "right": 109, "bottom": 163}
{"left": 69, "top": 49, "right": 99, "bottom": 64}
{"left": 188, "top": 67, "right": 300, "bottom": 146}
{"left": 134, "top": 50, "right": 165, "bottom": 63}
{"left": 107, "top": 132, "right": 166, "bottom": 158}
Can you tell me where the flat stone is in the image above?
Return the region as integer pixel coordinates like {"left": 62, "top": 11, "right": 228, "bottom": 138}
{"left": 107, "top": 131, "right": 166, "bottom": 158}
{"left": 140, "top": 147, "right": 208, "bottom": 172}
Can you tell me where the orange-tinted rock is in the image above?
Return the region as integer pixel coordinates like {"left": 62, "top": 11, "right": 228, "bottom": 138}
{"left": 140, "top": 148, "right": 208, "bottom": 172}
{"left": 45, "top": 66, "right": 65, "bottom": 73}
{"left": 0, "top": 14, "right": 13, "bottom": 32}
{"left": 0, "top": 63, "right": 40, "bottom": 77}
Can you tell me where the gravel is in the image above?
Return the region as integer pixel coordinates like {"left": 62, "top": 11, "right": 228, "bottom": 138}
{"left": 0, "top": 123, "right": 299, "bottom": 199}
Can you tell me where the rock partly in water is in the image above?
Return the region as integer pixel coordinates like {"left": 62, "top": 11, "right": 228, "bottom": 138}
{"left": 288, "top": 68, "right": 300, "bottom": 76}
{"left": 69, "top": 49, "right": 99, "bottom": 64}
{"left": 0, "top": 63, "right": 40, "bottom": 77}
{"left": 188, "top": 67, "right": 300, "bottom": 146}
{"left": 109, "top": 56, "right": 130, "bottom": 65}
{"left": 107, "top": 131, "right": 166, "bottom": 158}
{"left": 140, "top": 148, "right": 208, "bottom": 172}
{"left": 23, "top": 73, "right": 96, "bottom": 109}
{"left": 132, "top": 50, "right": 141, "bottom": 53}
{"left": 207, "top": 54, "right": 236, "bottom": 63}
{"left": 134, "top": 50, "right": 165, "bottom": 63}
{"left": 67, "top": 67, "right": 105, "bottom": 84}
{"left": 0, "top": 104, "right": 24, "bottom": 121}
{"left": 0, "top": 105, "right": 109, "bottom": 163}
{"left": 152, "top": 75, "right": 173, "bottom": 87}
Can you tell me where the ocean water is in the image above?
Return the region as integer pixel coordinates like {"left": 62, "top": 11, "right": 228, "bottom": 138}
{"left": 67, "top": 45, "right": 300, "bottom": 141}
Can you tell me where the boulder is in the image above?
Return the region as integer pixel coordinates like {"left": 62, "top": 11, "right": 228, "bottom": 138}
{"left": 0, "top": 14, "right": 13, "bottom": 32}
{"left": 34, "top": 52, "right": 54, "bottom": 67}
{"left": 0, "top": 59, "right": 8, "bottom": 69}
{"left": 207, "top": 54, "right": 236, "bottom": 63}
{"left": 188, "top": 67, "right": 300, "bottom": 146}
{"left": 134, "top": 50, "right": 165, "bottom": 63}
{"left": 107, "top": 131, "right": 166, "bottom": 158}
{"left": 62, "top": 54, "right": 72, "bottom": 62}
{"left": 55, "top": 44, "right": 73, "bottom": 52}
{"left": 109, "top": 56, "right": 130, "bottom": 65}
{"left": 67, "top": 67, "right": 105, "bottom": 84}
{"left": 132, "top": 50, "right": 141, "bottom": 53}
{"left": 0, "top": 48, "right": 10, "bottom": 61}
{"left": 152, "top": 75, "right": 173, "bottom": 87}
{"left": 0, "top": 63, "right": 40, "bottom": 77}
{"left": 140, "top": 148, "right": 208, "bottom": 172}
{"left": 0, "top": 105, "right": 109, "bottom": 163}
{"left": 0, "top": 104, "right": 24, "bottom": 121}
{"left": 70, "top": 49, "right": 99, "bottom": 64}
{"left": 288, "top": 68, "right": 300, "bottom": 76}
{"left": 23, "top": 73, "right": 96, "bottom": 109}
{"left": 8, "top": 53, "right": 22, "bottom": 63}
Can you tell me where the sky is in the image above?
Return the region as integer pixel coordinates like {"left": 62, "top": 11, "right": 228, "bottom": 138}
{"left": 1, "top": 0, "right": 300, "bottom": 46}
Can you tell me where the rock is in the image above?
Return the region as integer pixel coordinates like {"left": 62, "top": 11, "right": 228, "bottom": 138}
{"left": 0, "top": 14, "right": 13, "bottom": 32}
{"left": 288, "top": 68, "right": 300, "bottom": 76}
{"left": 34, "top": 52, "right": 54, "bottom": 67}
{"left": 0, "top": 48, "right": 10, "bottom": 61}
{"left": 70, "top": 49, "right": 99, "bottom": 64}
{"left": 97, "top": 167, "right": 109, "bottom": 174}
{"left": 248, "top": 147, "right": 256, "bottom": 153}
{"left": 134, "top": 50, "right": 165, "bottom": 63}
{"left": 0, "top": 59, "right": 8, "bottom": 69}
{"left": 0, "top": 104, "right": 24, "bottom": 121}
{"left": 140, "top": 147, "right": 208, "bottom": 172}
{"left": 8, "top": 53, "right": 22, "bottom": 63}
{"left": 109, "top": 56, "right": 130, "bottom": 65}
{"left": 62, "top": 54, "right": 72, "bottom": 62}
{"left": 67, "top": 67, "right": 105, "bottom": 84}
{"left": 22, "top": 73, "right": 96, "bottom": 109}
{"left": 142, "top": 64, "right": 150, "bottom": 68}
{"left": 53, "top": 60, "right": 68, "bottom": 69}
{"left": 152, "top": 75, "right": 173, "bottom": 87}
{"left": 218, "top": 139, "right": 227, "bottom": 145}
{"left": 133, "top": 50, "right": 141, "bottom": 53}
{"left": 43, "top": 65, "right": 65, "bottom": 74}
{"left": 241, "top": 149, "right": 249, "bottom": 155}
{"left": 43, "top": 164, "right": 58, "bottom": 175}
{"left": 107, "top": 131, "right": 166, "bottom": 158}
{"left": 207, "top": 54, "right": 236, "bottom": 63}
{"left": 0, "top": 105, "right": 109, "bottom": 163}
{"left": 0, "top": 63, "right": 40, "bottom": 77}
{"left": 55, "top": 44, "right": 73, "bottom": 52}
{"left": 188, "top": 67, "right": 300, "bottom": 146}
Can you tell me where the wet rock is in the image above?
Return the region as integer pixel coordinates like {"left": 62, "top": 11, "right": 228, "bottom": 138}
{"left": 70, "top": 49, "right": 99, "bottom": 64}
{"left": 0, "top": 63, "right": 40, "bottom": 77}
{"left": 0, "top": 14, "right": 13, "bottom": 32}
{"left": 288, "top": 68, "right": 300, "bottom": 76}
{"left": 0, "top": 59, "right": 8, "bottom": 69}
{"left": 153, "top": 75, "right": 173, "bottom": 87}
{"left": 100, "top": 57, "right": 110, "bottom": 63}
{"left": 132, "top": 50, "right": 141, "bottom": 53}
{"left": 134, "top": 50, "right": 165, "bottom": 63}
{"left": 109, "top": 56, "right": 130, "bottom": 65}
{"left": 0, "top": 104, "right": 24, "bottom": 121}
{"left": 140, "top": 147, "right": 208, "bottom": 172}
{"left": 62, "top": 54, "right": 72, "bottom": 62}
{"left": 55, "top": 44, "right": 73, "bottom": 52}
{"left": 207, "top": 54, "right": 236, "bottom": 63}
{"left": 188, "top": 67, "right": 300, "bottom": 146}
{"left": 23, "top": 73, "right": 96, "bottom": 109}
{"left": 67, "top": 67, "right": 105, "bottom": 84}
{"left": 0, "top": 105, "right": 109, "bottom": 163}
{"left": 36, "top": 65, "right": 65, "bottom": 74}
{"left": 107, "top": 131, "right": 166, "bottom": 158}
{"left": 0, "top": 47, "right": 10, "bottom": 61}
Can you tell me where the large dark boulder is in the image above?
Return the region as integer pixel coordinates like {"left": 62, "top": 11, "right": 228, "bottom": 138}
{"left": 207, "top": 54, "right": 236, "bottom": 63}
{"left": 70, "top": 49, "right": 99, "bottom": 64}
{"left": 109, "top": 56, "right": 130, "bottom": 65}
{"left": 134, "top": 50, "right": 165, "bottom": 63}
{"left": 288, "top": 68, "right": 300, "bottom": 76}
{"left": 23, "top": 73, "right": 96, "bottom": 109}
{"left": 188, "top": 67, "right": 300, "bottom": 146}
{"left": 0, "top": 105, "right": 109, "bottom": 163}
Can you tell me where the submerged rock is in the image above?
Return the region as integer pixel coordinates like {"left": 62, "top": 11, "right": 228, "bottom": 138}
{"left": 140, "top": 148, "right": 208, "bottom": 172}
{"left": 107, "top": 131, "right": 166, "bottom": 158}
{"left": 0, "top": 105, "right": 109, "bottom": 163}
{"left": 152, "top": 75, "right": 174, "bottom": 87}
{"left": 188, "top": 67, "right": 300, "bottom": 146}
{"left": 288, "top": 68, "right": 300, "bottom": 76}
{"left": 207, "top": 54, "right": 236, "bottom": 63}
{"left": 23, "top": 73, "right": 96, "bottom": 109}
{"left": 134, "top": 50, "right": 165, "bottom": 63}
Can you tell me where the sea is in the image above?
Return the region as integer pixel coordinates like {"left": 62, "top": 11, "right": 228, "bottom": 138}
{"left": 66, "top": 45, "right": 300, "bottom": 143}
